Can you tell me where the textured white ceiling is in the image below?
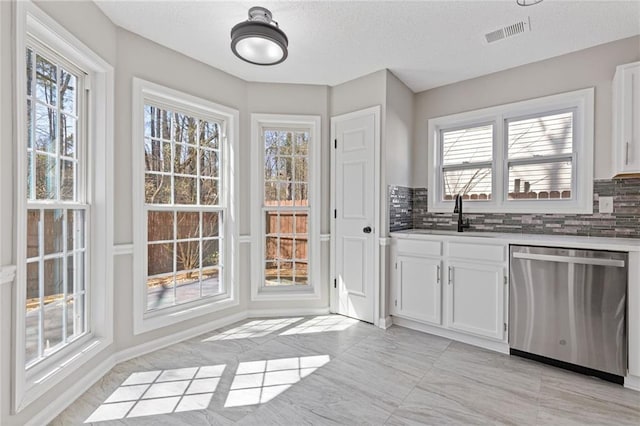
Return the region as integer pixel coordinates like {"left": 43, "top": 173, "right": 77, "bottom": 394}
{"left": 95, "top": 0, "right": 640, "bottom": 92}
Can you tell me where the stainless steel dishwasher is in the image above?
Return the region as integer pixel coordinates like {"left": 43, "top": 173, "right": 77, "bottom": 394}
{"left": 509, "top": 245, "right": 628, "bottom": 383}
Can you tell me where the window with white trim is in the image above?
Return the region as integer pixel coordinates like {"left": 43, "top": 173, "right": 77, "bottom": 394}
{"left": 24, "top": 40, "right": 88, "bottom": 367}
{"left": 251, "top": 115, "right": 321, "bottom": 300}
{"left": 263, "top": 128, "right": 310, "bottom": 287}
{"left": 132, "top": 78, "right": 238, "bottom": 334}
{"left": 143, "top": 105, "right": 224, "bottom": 310}
{"left": 506, "top": 110, "right": 574, "bottom": 200}
{"left": 428, "top": 88, "right": 594, "bottom": 214}
{"left": 440, "top": 123, "right": 494, "bottom": 200}
{"left": 14, "top": 0, "right": 114, "bottom": 412}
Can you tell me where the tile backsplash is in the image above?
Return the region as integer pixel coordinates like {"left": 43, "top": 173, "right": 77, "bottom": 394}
{"left": 389, "top": 179, "right": 640, "bottom": 238}
{"left": 389, "top": 185, "right": 413, "bottom": 231}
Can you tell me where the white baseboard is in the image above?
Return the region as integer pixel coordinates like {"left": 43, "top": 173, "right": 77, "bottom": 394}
{"left": 25, "top": 355, "right": 115, "bottom": 426}
{"left": 392, "top": 316, "right": 509, "bottom": 354}
{"left": 625, "top": 375, "right": 640, "bottom": 391}
{"left": 29, "top": 307, "right": 331, "bottom": 425}
{"left": 247, "top": 307, "right": 330, "bottom": 318}
{"left": 116, "top": 311, "right": 247, "bottom": 364}
{"left": 378, "top": 316, "right": 393, "bottom": 329}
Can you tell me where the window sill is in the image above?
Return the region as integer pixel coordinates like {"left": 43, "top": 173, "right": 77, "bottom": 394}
{"left": 16, "top": 334, "right": 111, "bottom": 413}
{"left": 134, "top": 294, "right": 239, "bottom": 335}
{"left": 252, "top": 286, "right": 321, "bottom": 302}
{"left": 428, "top": 199, "right": 593, "bottom": 215}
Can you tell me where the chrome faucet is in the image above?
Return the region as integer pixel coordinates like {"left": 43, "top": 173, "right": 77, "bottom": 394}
{"left": 454, "top": 194, "right": 470, "bottom": 232}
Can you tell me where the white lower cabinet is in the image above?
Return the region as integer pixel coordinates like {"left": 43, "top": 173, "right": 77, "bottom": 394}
{"left": 446, "top": 261, "right": 505, "bottom": 340}
{"left": 392, "top": 255, "right": 442, "bottom": 325}
{"left": 391, "top": 237, "right": 508, "bottom": 345}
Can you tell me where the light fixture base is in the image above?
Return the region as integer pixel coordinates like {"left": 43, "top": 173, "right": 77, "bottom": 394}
{"left": 230, "top": 6, "right": 289, "bottom": 66}
{"left": 516, "top": 0, "right": 544, "bottom": 6}
{"left": 248, "top": 6, "right": 273, "bottom": 24}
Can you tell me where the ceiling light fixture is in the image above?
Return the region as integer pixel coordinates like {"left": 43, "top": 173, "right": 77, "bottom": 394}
{"left": 516, "top": 0, "right": 543, "bottom": 5}
{"left": 230, "top": 6, "right": 288, "bottom": 66}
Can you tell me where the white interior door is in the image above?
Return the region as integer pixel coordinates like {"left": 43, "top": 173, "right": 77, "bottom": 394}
{"left": 332, "top": 107, "right": 378, "bottom": 323}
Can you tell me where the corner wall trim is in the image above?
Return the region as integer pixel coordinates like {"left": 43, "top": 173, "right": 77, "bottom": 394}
{"left": 116, "top": 311, "right": 247, "bottom": 364}
{"left": 25, "top": 355, "right": 116, "bottom": 426}
{"left": 626, "top": 375, "right": 640, "bottom": 391}
{"left": 248, "top": 307, "right": 330, "bottom": 318}
{"left": 113, "top": 244, "right": 134, "bottom": 256}
{"left": 379, "top": 316, "right": 393, "bottom": 329}
{"left": 0, "top": 265, "right": 17, "bottom": 286}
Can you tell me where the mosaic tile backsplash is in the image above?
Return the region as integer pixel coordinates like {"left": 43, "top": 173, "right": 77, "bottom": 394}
{"left": 389, "top": 179, "right": 640, "bottom": 238}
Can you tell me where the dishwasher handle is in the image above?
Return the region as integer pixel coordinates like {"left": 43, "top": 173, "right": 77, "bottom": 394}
{"left": 512, "top": 252, "right": 625, "bottom": 268}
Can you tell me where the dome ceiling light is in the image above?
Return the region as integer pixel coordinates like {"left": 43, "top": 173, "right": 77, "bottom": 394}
{"left": 230, "top": 6, "right": 288, "bottom": 66}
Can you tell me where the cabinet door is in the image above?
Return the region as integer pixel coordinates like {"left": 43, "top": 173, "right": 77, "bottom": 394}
{"left": 393, "top": 255, "right": 442, "bottom": 325}
{"left": 614, "top": 63, "right": 640, "bottom": 174}
{"left": 447, "top": 261, "right": 504, "bottom": 340}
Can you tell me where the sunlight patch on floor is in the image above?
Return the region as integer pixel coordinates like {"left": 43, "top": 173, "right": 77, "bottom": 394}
{"left": 224, "top": 355, "right": 330, "bottom": 408}
{"left": 84, "top": 364, "right": 226, "bottom": 423}
{"left": 202, "top": 317, "right": 303, "bottom": 341}
{"left": 279, "top": 315, "right": 359, "bottom": 335}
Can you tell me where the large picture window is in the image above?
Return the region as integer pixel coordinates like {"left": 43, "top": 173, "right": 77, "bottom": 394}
{"left": 251, "top": 115, "right": 321, "bottom": 301}
{"left": 428, "top": 88, "right": 594, "bottom": 214}
{"left": 132, "top": 78, "right": 238, "bottom": 334}
{"left": 24, "top": 43, "right": 87, "bottom": 367}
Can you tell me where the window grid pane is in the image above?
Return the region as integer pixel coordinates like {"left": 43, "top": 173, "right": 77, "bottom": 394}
{"left": 25, "top": 45, "right": 88, "bottom": 368}
{"left": 440, "top": 124, "right": 493, "bottom": 201}
{"left": 25, "top": 208, "right": 87, "bottom": 367}
{"left": 441, "top": 124, "right": 493, "bottom": 166}
{"left": 263, "top": 128, "right": 310, "bottom": 288}
{"left": 507, "top": 160, "right": 573, "bottom": 200}
{"left": 442, "top": 167, "right": 492, "bottom": 201}
{"left": 507, "top": 111, "right": 574, "bottom": 160}
{"left": 506, "top": 111, "right": 574, "bottom": 200}
{"left": 146, "top": 210, "right": 224, "bottom": 311}
{"left": 144, "top": 104, "right": 226, "bottom": 312}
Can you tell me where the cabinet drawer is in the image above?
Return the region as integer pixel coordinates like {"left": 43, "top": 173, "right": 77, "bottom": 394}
{"left": 448, "top": 242, "right": 505, "bottom": 262}
{"left": 395, "top": 239, "right": 442, "bottom": 257}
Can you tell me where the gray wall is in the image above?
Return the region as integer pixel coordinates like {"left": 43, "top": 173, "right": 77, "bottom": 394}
{"left": 3, "top": 1, "right": 637, "bottom": 423}
{"left": 413, "top": 35, "right": 640, "bottom": 186}
{"left": 0, "top": 3, "right": 334, "bottom": 423}
{"left": 0, "top": 2, "right": 119, "bottom": 424}
{"left": 329, "top": 69, "right": 389, "bottom": 234}
{"left": 385, "top": 71, "right": 414, "bottom": 189}
{"left": 246, "top": 82, "right": 331, "bottom": 311}
{"left": 113, "top": 28, "right": 249, "bottom": 353}
{"left": 328, "top": 69, "right": 417, "bottom": 322}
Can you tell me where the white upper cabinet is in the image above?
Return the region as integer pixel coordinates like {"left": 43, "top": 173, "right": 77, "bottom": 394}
{"left": 613, "top": 61, "right": 640, "bottom": 176}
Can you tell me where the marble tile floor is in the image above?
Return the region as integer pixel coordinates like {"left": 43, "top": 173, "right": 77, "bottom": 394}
{"left": 53, "top": 315, "right": 640, "bottom": 425}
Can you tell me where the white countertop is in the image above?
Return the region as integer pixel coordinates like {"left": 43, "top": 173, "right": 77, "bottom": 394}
{"left": 390, "top": 229, "right": 640, "bottom": 252}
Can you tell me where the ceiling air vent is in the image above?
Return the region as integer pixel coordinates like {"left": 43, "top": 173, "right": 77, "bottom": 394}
{"left": 485, "top": 17, "right": 531, "bottom": 43}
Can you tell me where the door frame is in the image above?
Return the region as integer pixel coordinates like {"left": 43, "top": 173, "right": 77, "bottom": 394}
{"left": 330, "top": 105, "right": 381, "bottom": 326}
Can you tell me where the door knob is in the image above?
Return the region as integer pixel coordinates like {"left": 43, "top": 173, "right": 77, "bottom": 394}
{"left": 363, "top": 226, "right": 372, "bottom": 234}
